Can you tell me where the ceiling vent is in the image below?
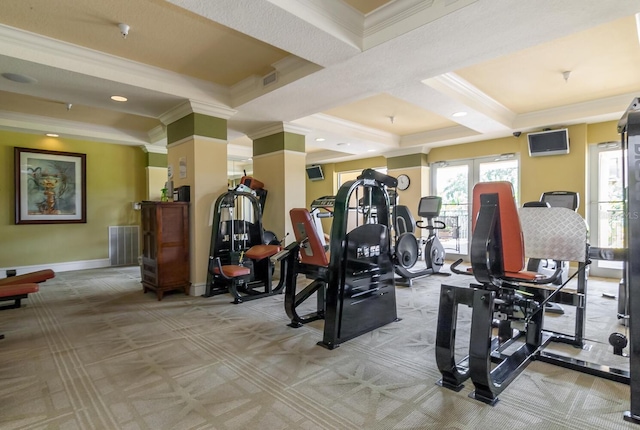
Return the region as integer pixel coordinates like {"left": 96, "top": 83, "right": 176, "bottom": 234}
{"left": 263, "top": 71, "right": 278, "bottom": 87}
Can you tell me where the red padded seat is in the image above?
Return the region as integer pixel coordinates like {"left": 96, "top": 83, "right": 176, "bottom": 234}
{"left": 245, "top": 244, "right": 281, "bottom": 261}
{"left": 0, "top": 283, "right": 39, "bottom": 297}
{"left": 290, "top": 208, "right": 330, "bottom": 267}
{"left": 0, "top": 269, "right": 54, "bottom": 286}
{"left": 472, "top": 181, "right": 544, "bottom": 282}
{"left": 213, "top": 265, "right": 251, "bottom": 278}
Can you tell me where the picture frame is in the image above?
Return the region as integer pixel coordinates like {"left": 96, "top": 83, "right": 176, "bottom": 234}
{"left": 14, "top": 147, "right": 87, "bottom": 224}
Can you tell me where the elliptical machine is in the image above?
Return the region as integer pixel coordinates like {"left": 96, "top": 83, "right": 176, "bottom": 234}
{"left": 394, "top": 196, "right": 450, "bottom": 286}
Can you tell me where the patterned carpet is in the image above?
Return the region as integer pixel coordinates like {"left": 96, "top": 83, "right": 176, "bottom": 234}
{"left": 0, "top": 266, "right": 636, "bottom": 430}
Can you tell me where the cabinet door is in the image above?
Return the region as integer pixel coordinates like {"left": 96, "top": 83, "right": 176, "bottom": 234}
{"left": 141, "top": 204, "right": 157, "bottom": 260}
{"left": 157, "top": 204, "right": 189, "bottom": 286}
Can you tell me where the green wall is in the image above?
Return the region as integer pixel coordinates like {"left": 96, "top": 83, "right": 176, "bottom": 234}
{"left": 0, "top": 130, "right": 146, "bottom": 268}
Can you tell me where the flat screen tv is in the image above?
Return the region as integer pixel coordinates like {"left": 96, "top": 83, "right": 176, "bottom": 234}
{"left": 527, "top": 129, "right": 569, "bottom": 157}
{"left": 306, "top": 165, "right": 324, "bottom": 181}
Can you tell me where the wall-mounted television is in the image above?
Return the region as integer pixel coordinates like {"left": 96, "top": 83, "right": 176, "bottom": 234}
{"left": 306, "top": 165, "right": 324, "bottom": 181}
{"left": 527, "top": 128, "right": 570, "bottom": 157}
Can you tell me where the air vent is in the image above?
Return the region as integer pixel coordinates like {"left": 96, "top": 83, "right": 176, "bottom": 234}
{"left": 109, "top": 226, "right": 140, "bottom": 266}
{"left": 263, "top": 71, "right": 278, "bottom": 87}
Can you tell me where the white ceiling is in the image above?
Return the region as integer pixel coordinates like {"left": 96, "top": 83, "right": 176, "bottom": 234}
{"left": 0, "top": 0, "right": 639, "bottom": 167}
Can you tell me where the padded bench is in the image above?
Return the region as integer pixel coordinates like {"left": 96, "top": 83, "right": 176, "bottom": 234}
{"left": 0, "top": 283, "right": 40, "bottom": 310}
{"left": 0, "top": 269, "right": 54, "bottom": 310}
{"left": 210, "top": 244, "right": 282, "bottom": 304}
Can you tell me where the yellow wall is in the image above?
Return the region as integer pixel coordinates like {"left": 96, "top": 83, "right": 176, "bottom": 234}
{"left": 305, "top": 156, "right": 386, "bottom": 233}
{"left": 1, "top": 120, "right": 619, "bottom": 271}
{"left": 253, "top": 150, "right": 306, "bottom": 243}
{"left": 428, "top": 123, "right": 597, "bottom": 218}
{"left": 167, "top": 136, "right": 229, "bottom": 287}
{"left": 147, "top": 166, "right": 167, "bottom": 200}
{"left": 0, "top": 130, "right": 146, "bottom": 268}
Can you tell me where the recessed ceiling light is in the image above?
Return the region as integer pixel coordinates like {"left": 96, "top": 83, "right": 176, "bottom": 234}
{"left": 2, "top": 72, "right": 38, "bottom": 84}
{"left": 110, "top": 95, "right": 128, "bottom": 102}
{"left": 45, "top": 133, "right": 59, "bottom": 137}
{"left": 367, "top": 149, "right": 376, "bottom": 152}
{"left": 452, "top": 111, "right": 467, "bottom": 117}
{"left": 315, "top": 138, "right": 325, "bottom": 142}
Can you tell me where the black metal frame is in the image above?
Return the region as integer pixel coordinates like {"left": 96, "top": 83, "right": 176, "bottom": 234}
{"left": 320, "top": 169, "right": 399, "bottom": 349}
{"left": 203, "top": 189, "right": 284, "bottom": 303}
{"left": 282, "top": 241, "right": 327, "bottom": 328}
{"left": 619, "top": 100, "right": 640, "bottom": 424}
{"left": 436, "top": 188, "right": 631, "bottom": 406}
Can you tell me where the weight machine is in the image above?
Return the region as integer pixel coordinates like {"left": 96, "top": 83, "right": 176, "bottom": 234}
{"left": 203, "top": 185, "right": 283, "bottom": 304}
{"left": 437, "top": 181, "right": 632, "bottom": 405}
{"left": 618, "top": 98, "right": 640, "bottom": 424}
{"left": 281, "top": 169, "right": 399, "bottom": 349}
{"left": 436, "top": 100, "right": 640, "bottom": 423}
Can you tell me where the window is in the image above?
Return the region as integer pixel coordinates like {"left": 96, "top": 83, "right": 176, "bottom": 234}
{"left": 432, "top": 155, "right": 519, "bottom": 257}
{"left": 588, "top": 142, "right": 623, "bottom": 277}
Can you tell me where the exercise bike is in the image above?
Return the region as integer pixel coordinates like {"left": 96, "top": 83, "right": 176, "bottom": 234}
{"left": 394, "top": 196, "right": 450, "bottom": 286}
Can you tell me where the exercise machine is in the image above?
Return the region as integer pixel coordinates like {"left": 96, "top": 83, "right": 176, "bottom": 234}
{"left": 524, "top": 191, "right": 580, "bottom": 314}
{"left": 394, "top": 196, "right": 450, "bottom": 286}
{"left": 282, "top": 207, "right": 329, "bottom": 328}
{"left": 435, "top": 181, "right": 634, "bottom": 404}
{"left": 281, "top": 169, "right": 400, "bottom": 349}
{"left": 280, "top": 195, "right": 336, "bottom": 327}
{"left": 617, "top": 98, "right": 640, "bottom": 424}
{"left": 525, "top": 191, "right": 579, "bottom": 285}
{"left": 203, "top": 182, "right": 283, "bottom": 304}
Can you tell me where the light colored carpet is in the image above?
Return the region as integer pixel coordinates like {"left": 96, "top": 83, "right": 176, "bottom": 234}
{"left": 0, "top": 266, "right": 636, "bottom": 430}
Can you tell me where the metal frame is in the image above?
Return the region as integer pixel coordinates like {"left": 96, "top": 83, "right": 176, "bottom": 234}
{"left": 320, "top": 169, "right": 399, "bottom": 349}
{"left": 619, "top": 100, "right": 640, "bottom": 424}
{"left": 436, "top": 186, "right": 632, "bottom": 408}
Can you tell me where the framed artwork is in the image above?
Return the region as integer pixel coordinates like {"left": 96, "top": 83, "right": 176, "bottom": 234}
{"left": 14, "top": 147, "right": 87, "bottom": 224}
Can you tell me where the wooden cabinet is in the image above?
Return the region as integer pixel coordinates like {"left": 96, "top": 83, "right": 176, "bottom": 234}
{"left": 140, "top": 201, "right": 191, "bottom": 300}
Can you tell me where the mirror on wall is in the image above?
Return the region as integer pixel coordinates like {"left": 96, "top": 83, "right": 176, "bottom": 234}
{"left": 228, "top": 157, "right": 253, "bottom": 188}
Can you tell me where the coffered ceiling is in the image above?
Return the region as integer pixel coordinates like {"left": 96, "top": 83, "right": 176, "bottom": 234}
{"left": 0, "top": 0, "right": 639, "bottom": 167}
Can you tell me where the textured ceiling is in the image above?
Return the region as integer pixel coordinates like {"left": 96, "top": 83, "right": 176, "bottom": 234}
{"left": 0, "top": 0, "right": 639, "bottom": 164}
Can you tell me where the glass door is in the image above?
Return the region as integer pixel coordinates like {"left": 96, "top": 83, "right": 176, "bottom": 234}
{"left": 432, "top": 155, "right": 519, "bottom": 258}
{"left": 434, "top": 162, "right": 470, "bottom": 256}
{"left": 588, "top": 142, "right": 624, "bottom": 278}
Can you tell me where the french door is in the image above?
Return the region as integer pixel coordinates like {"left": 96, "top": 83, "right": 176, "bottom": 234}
{"left": 588, "top": 142, "right": 624, "bottom": 278}
{"left": 432, "top": 155, "right": 519, "bottom": 258}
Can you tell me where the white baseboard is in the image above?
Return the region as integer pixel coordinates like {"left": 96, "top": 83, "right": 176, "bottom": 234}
{"left": 190, "top": 283, "right": 206, "bottom": 297}
{"left": 0, "top": 259, "right": 112, "bottom": 277}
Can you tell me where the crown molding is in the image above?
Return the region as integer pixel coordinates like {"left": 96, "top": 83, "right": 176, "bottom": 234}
{"left": 295, "top": 113, "right": 399, "bottom": 146}
{"left": 147, "top": 125, "right": 167, "bottom": 145}
{"left": 423, "top": 72, "right": 516, "bottom": 127}
{"left": 269, "top": 0, "right": 362, "bottom": 48}
{"left": 142, "top": 144, "right": 167, "bottom": 154}
{"left": 247, "top": 122, "right": 311, "bottom": 140}
{"left": 0, "top": 110, "right": 149, "bottom": 145}
{"left": 0, "top": 24, "right": 230, "bottom": 105}
{"left": 159, "top": 100, "right": 237, "bottom": 125}
{"left": 513, "top": 92, "right": 634, "bottom": 130}
{"left": 400, "top": 124, "right": 479, "bottom": 148}
{"left": 363, "top": 0, "right": 478, "bottom": 49}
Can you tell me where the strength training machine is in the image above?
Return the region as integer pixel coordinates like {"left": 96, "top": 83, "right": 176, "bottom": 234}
{"left": 437, "top": 181, "right": 604, "bottom": 404}
{"left": 617, "top": 98, "right": 640, "bottom": 424}
{"left": 281, "top": 195, "right": 336, "bottom": 328}
{"left": 203, "top": 178, "right": 284, "bottom": 304}
{"left": 281, "top": 169, "right": 400, "bottom": 349}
